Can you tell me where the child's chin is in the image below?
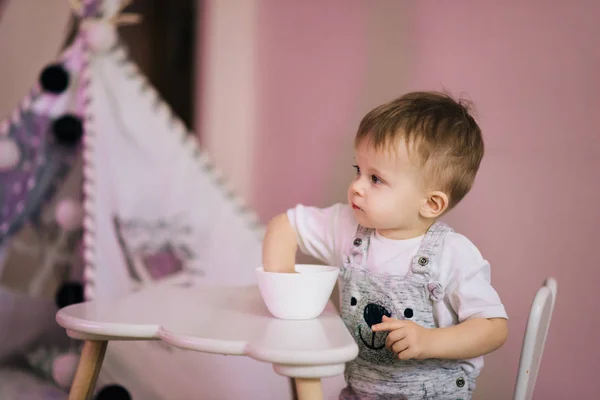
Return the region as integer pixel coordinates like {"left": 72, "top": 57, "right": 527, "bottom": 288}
{"left": 353, "top": 212, "right": 374, "bottom": 228}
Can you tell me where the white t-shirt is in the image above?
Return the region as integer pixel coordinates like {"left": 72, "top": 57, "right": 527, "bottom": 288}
{"left": 287, "top": 202, "right": 508, "bottom": 375}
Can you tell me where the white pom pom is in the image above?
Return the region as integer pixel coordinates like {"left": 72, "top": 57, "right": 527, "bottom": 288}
{"left": 52, "top": 352, "right": 79, "bottom": 389}
{"left": 84, "top": 20, "right": 118, "bottom": 53}
{"left": 0, "top": 139, "right": 20, "bottom": 170}
{"left": 55, "top": 198, "right": 83, "bottom": 231}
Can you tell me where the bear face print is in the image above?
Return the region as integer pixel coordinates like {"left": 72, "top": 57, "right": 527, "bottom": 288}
{"left": 340, "top": 269, "right": 435, "bottom": 365}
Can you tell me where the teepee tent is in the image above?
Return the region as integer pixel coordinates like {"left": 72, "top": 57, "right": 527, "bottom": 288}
{"left": 0, "top": 0, "right": 291, "bottom": 398}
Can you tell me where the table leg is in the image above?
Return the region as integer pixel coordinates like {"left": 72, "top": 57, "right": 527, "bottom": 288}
{"left": 294, "top": 378, "right": 323, "bottom": 400}
{"left": 68, "top": 340, "right": 108, "bottom": 400}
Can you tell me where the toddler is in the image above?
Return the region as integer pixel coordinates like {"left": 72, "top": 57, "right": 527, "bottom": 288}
{"left": 262, "top": 91, "right": 508, "bottom": 399}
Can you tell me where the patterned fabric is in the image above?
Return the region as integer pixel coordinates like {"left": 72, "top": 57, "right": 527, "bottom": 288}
{"left": 0, "top": 111, "right": 75, "bottom": 241}
{"left": 0, "top": 0, "right": 100, "bottom": 246}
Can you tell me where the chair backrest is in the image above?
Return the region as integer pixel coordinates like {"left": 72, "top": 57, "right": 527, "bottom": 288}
{"left": 513, "top": 277, "right": 558, "bottom": 400}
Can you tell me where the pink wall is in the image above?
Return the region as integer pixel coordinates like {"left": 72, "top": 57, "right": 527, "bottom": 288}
{"left": 253, "top": 0, "right": 369, "bottom": 219}
{"left": 404, "top": 2, "right": 600, "bottom": 399}
{"left": 240, "top": 1, "right": 599, "bottom": 398}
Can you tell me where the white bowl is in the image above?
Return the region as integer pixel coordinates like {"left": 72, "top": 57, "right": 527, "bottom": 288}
{"left": 255, "top": 264, "right": 340, "bottom": 320}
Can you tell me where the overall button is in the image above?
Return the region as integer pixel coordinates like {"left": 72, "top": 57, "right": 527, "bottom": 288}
{"left": 353, "top": 238, "right": 362, "bottom": 247}
{"left": 456, "top": 377, "right": 465, "bottom": 388}
{"left": 417, "top": 256, "right": 429, "bottom": 266}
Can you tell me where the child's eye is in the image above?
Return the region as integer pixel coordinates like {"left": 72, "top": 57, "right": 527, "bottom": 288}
{"left": 352, "top": 165, "right": 360, "bottom": 174}
{"left": 371, "top": 175, "right": 381, "bottom": 184}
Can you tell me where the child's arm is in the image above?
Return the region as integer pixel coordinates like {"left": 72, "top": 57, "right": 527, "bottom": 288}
{"left": 262, "top": 213, "right": 298, "bottom": 273}
{"left": 426, "top": 317, "right": 508, "bottom": 359}
{"left": 373, "top": 233, "right": 508, "bottom": 360}
{"left": 372, "top": 316, "right": 508, "bottom": 360}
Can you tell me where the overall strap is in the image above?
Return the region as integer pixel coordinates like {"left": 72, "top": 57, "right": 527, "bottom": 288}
{"left": 345, "top": 224, "right": 373, "bottom": 268}
{"left": 410, "top": 221, "right": 454, "bottom": 302}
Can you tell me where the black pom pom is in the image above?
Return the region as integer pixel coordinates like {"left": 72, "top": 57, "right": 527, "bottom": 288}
{"left": 39, "top": 64, "right": 70, "bottom": 94}
{"left": 55, "top": 281, "right": 84, "bottom": 309}
{"left": 95, "top": 385, "right": 131, "bottom": 400}
{"left": 52, "top": 114, "right": 83, "bottom": 146}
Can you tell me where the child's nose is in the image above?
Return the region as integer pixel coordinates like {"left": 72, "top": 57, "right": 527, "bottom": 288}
{"left": 350, "top": 179, "right": 365, "bottom": 196}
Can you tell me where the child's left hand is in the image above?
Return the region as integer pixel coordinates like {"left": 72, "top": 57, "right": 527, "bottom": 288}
{"left": 372, "top": 315, "right": 433, "bottom": 360}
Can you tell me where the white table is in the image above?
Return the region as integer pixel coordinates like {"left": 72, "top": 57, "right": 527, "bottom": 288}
{"left": 56, "top": 282, "right": 359, "bottom": 400}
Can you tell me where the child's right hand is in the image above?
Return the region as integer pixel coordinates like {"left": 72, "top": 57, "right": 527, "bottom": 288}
{"left": 372, "top": 316, "right": 433, "bottom": 360}
{"left": 262, "top": 213, "right": 298, "bottom": 273}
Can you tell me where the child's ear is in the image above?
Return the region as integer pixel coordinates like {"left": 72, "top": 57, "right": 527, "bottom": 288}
{"left": 419, "top": 191, "right": 449, "bottom": 219}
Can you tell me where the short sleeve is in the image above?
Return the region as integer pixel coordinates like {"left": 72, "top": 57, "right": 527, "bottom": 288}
{"left": 287, "top": 203, "right": 356, "bottom": 267}
{"left": 442, "top": 234, "right": 508, "bottom": 322}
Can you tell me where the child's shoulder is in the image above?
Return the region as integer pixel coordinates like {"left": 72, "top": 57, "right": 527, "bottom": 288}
{"left": 289, "top": 202, "right": 358, "bottom": 234}
{"left": 303, "top": 202, "right": 358, "bottom": 227}
{"left": 439, "top": 230, "right": 488, "bottom": 272}
{"left": 330, "top": 203, "right": 359, "bottom": 238}
{"left": 443, "top": 231, "right": 483, "bottom": 258}
{"left": 334, "top": 202, "right": 358, "bottom": 222}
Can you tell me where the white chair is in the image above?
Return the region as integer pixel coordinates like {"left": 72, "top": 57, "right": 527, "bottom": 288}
{"left": 513, "top": 277, "right": 558, "bottom": 400}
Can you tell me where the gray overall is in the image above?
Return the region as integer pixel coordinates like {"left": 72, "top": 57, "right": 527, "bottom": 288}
{"left": 339, "top": 222, "right": 476, "bottom": 400}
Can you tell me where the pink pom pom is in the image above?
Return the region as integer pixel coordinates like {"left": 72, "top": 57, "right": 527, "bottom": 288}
{"left": 55, "top": 198, "right": 83, "bottom": 231}
{"left": 0, "top": 139, "right": 20, "bottom": 170}
{"left": 52, "top": 352, "right": 79, "bottom": 389}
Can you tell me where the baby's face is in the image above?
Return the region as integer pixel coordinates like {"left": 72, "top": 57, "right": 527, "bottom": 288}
{"left": 347, "top": 139, "right": 427, "bottom": 238}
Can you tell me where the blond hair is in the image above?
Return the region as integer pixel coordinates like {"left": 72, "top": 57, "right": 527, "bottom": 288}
{"left": 355, "top": 91, "right": 484, "bottom": 209}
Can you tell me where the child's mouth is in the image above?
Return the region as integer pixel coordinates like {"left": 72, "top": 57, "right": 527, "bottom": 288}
{"left": 352, "top": 203, "right": 362, "bottom": 211}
